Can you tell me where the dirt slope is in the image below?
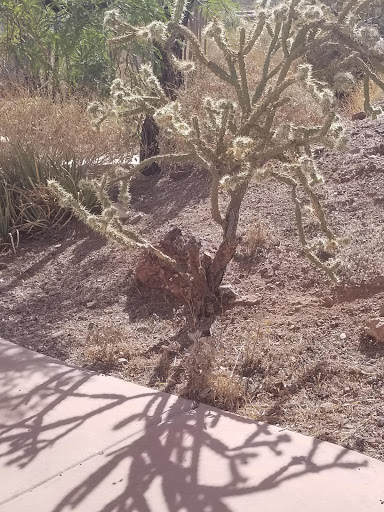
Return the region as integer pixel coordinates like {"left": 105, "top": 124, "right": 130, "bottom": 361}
{"left": 1, "top": 113, "right": 384, "bottom": 461}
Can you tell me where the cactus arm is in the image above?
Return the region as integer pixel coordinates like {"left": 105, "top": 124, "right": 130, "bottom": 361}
{"left": 211, "top": 170, "right": 225, "bottom": 227}
{"left": 168, "top": 22, "right": 235, "bottom": 86}
{"left": 244, "top": 78, "right": 296, "bottom": 136}
{"left": 238, "top": 28, "right": 252, "bottom": 115}
{"left": 270, "top": 171, "right": 339, "bottom": 282}
{"left": 244, "top": 12, "right": 266, "bottom": 55}
{"left": 252, "top": 21, "right": 282, "bottom": 104}
{"left": 294, "top": 166, "right": 335, "bottom": 242}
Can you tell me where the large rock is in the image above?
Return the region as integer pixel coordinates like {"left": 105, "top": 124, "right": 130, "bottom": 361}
{"left": 135, "top": 228, "right": 213, "bottom": 311}
{"left": 366, "top": 317, "right": 384, "bottom": 343}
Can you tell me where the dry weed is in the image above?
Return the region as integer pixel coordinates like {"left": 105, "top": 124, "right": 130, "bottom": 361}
{"left": 157, "top": 340, "right": 181, "bottom": 382}
{"left": 185, "top": 331, "right": 216, "bottom": 399}
{"left": 184, "top": 331, "right": 248, "bottom": 411}
{"left": 0, "top": 89, "right": 130, "bottom": 162}
{"left": 239, "top": 322, "right": 265, "bottom": 376}
{"left": 240, "top": 219, "right": 269, "bottom": 260}
{"left": 85, "top": 323, "right": 133, "bottom": 371}
{"left": 344, "top": 78, "right": 384, "bottom": 116}
{"left": 210, "top": 370, "right": 247, "bottom": 411}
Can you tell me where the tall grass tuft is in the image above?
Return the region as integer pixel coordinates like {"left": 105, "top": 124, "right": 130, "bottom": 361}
{"left": 0, "top": 144, "right": 98, "bottom": 250}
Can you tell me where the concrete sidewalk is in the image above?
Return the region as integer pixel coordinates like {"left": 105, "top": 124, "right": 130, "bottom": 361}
{"left": 0, "top": 337, "right": 383, "bottom": 511}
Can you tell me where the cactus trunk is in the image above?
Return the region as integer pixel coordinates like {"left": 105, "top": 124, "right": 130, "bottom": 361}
{"left": 140, "top": 115, "right": 161, "bottom": 176}
{"left": 207, "top": 183, "right": 247, "bottom": 292}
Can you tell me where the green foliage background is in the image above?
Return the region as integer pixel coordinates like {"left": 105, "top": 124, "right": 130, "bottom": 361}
{"left": 0, "top": 0, "right": 237, "bottom": 94}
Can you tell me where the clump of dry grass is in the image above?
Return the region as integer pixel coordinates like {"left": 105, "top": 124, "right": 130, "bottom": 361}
{"left": 210, "top": 370, "right": 247, "bottom": 411}
{"left": 185, "top": 331, "right": 216, "bottom": 400}
{"left": 85, "top": 323, "right": 134, "bottom": 371}
{"left": 240, "top": 219, "right": 269, "bottom": 261}
{"left": 344, "top": 78, "right": 384, "bottom": 117}
{"left": 0, "top": 89, "right": 130, "bottom": 162}
{"left": 184, "top": 331, "right": 248, "bottom": 412}
{"left": 157, "top": 340, "right": 181, "bottom": 382}
{"left": 239, "top": 323, "right": 264, "bottom": 376}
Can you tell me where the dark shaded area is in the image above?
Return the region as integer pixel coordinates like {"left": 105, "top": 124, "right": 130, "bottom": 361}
{"left": 358, "top": 334, "right": 384, "bottom": 359}
{"left": 140, "top": 115, "right": 161, "bottom": 176}
{"left": 130, "top": 168, "right": 211, "bottom": 230}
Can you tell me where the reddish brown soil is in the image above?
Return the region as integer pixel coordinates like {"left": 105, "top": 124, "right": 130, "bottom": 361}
{"left": 1, "top": 113, "right": 384, "bottom": 462}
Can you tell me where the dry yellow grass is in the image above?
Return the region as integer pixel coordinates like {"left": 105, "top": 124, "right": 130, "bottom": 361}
{"left": 85, "top": 323, "right": 134, "bottom": 371}
{"left": 210, "top": 370, "right": 247, "bottom": 411}
{"left": 240, "top": 219, "right": 269, "bottom": 260}
{"left": 344, "top": 78, "right": 384, "bottom": 117}
{"left": 0, "top": 89, "right": 130, "bottom": 162}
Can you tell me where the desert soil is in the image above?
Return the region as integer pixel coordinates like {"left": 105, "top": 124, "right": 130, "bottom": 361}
{"left": 1, "top": 112, "right": 384, "bottom": 462}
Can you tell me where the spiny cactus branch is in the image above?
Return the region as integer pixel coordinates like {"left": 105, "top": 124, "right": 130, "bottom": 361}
{"left": 211, "top": 171, "right": 225, "bottom": 227}
{"left": 48, "top": 180, "right": 183, "bottom": 271}
{"left": 270, "top": 171, "right": 339, "bottom": 282}
{"left": 168, "top": 22, "right": 235, "bottom": 85}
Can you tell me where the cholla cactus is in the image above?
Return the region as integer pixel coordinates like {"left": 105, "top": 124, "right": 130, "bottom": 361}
{"left": 51, "top": 0, "right": 384, "bottom": 297}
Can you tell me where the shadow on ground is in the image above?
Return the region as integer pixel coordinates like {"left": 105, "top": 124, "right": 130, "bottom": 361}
{"left": 0, "top": 343, "right": 367, "bottom": 512}
{"left": 130, "top": 168, "right": 211, "bottom": 231}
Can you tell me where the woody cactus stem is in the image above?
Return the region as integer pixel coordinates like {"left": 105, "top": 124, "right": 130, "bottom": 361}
{"left": 207, "top": 180, "right": 248, "bottom": 292}
{"left": 53, "top": 0, "right": 384, "bottom": 308}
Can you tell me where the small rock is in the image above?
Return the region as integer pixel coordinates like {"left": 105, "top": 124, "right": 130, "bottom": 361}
{"left": 340, "top": 332, "right": 347, "bottom": 340}
{"left": 232, "top": 295, "right": 261, "bottom": 307}
{"left": 322, "top": 296, "right": 334, "bottom": 308}
{"left": 366, "top": 318, "right": 384, "bottom": 343}
{"left": 118, "top": 358, "right": 128, "bottom": 364}
{"left": 218, "top": 284, "right": 237, "bottom": 300}
{"left": 51, "top": 330, "right": 65, "bottom": 339}
{"left": 376, "top": 417, "right": 384, "bottom": 427}
{"left": 129, "top": 213, "right": 143, "bottom": 225}
{"left": 351, "top": 111, "right": 367, "bottom": 121}
{"left": 0, "top": 262, "right": 7, "bottom": 270}
{"left": 355, "top": 163, "right": 366, "bottom": 174}
{"left": 319, "top": 402, "right": 335, "bottom": 411}
{"left": 313, "top": 146, "right": 325, "bottom": 157}
{"left": 379, "top": 304, "right": 384, "bottom": 317}
{"left": 349, "top": 147, "right": 361, "bottom": 155}
{"left": 86, "top": 301, "right": 97, "bottom": 309}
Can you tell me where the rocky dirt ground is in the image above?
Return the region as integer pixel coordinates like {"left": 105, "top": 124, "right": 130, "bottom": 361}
{"left": 1, "top": 112, "right": 384, "bottom": 462}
